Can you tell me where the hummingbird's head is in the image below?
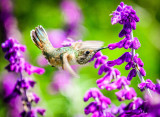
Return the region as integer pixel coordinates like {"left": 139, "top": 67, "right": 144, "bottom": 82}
{"left": 76, "top": 47, "right": 108, "bottom": 64}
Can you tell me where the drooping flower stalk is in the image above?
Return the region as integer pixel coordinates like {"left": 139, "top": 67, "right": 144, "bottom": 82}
{"left": 1, "top": 38, "right": 45, "bottom": 117}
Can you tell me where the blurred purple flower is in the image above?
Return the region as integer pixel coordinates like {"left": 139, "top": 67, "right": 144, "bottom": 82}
{"left": 1, "top": 38, "right": 45, "bottom": 117}
{"left": 1, "top": 38, "right": 45, "bottom": 75}
{"left": 0, "top": 0, "right": 22, "bottom": 41}
{"left": 51, "top": 70, "right": 72, "bottom": 92}
{"left": 61, "top": 0, "right": 82, "bottom": 27}
{"left": 37, "top": 55, "right": 49, "bottom": 67}
{"left": 48, "top": 29, "right": 66, "bottom": 48}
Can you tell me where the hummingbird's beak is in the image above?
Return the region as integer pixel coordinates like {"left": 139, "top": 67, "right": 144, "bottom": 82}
{"left": 95, "top": 47, "right": 108, "bottom": 52}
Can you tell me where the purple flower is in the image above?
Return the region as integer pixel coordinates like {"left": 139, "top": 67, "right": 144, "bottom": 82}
{"left": 155, "top": 83, "right": 160, "bottom": 94}
{"left": 98, "top": 64, "right": 111, "bottom": 75}
{"left": 47, "top": 29, "right": 66, "bottom": 48}
{"left": 84, "top": 88, "right": 112, "bottom": 116}
{"left": 125, "top": 62, "right": 133, "bottom": 70}
{"left": 24, "top": 62, "right": 45, "bottom": 75}
{"left": 121, "top": 97, "right": 144, "bottom": 116}
{"left": 84, "top": 88, "right": 103, "bottom": 102}
{"left": 2, "top": 73, "right": 17, "bottom": 97}
{"left": 32, "top": 93, "right": 40, "bottom": 104}
{"left": 94, "top": 54, "right": 108, "bottom": 68}
{"left": 139, "top": 67, "right": 146, "bottom": 76}
{"left": 138, "top": 79, "right": 156, "bottom": 91}
{"left": 131, "top": 37, "right": 141, "bottom": 49}
{"left": 108, "top": 37, "right": 141, "bottom": 50}
{"left": 111, "top": 2, "right": 139, "bottom": 38}
{"left": 114, "top": 76, "right": 130, "bottom": 89}
{"left": 115, "top": 88, "right": 137, "bottom": 101}
{"left": 0, "top": 0, "right": 22, "bottom": 41}
{"left": 21, "top": 108, "right": 46, "bottom": 117}
{"left": 37, "top": 108, "right": 46, "bottom": 116}
{"left": 110, "top": 104, "right": 125, "bottom": 115}
{"left": 89, "top": 51, "right": 102, "bottom": 62}
{"left": 61, "top": 0, "right": 83, "bottom": 39}
{"left": 107, "top": 60, "right": 116, "bottom": 67}
{"left": 127, "top": 69, "right": 137, "bottom": 81}
{"left": 61, "top": 0, "right": 82, "bottom": 26}
{"left": 37, "top": 55, "right": 48, "bottom": 67}
{"left": 108, "top": 43, "right": 118, "bottom": 50}
{"left": 51, "top": 70, "right": 72, "bottom": 92}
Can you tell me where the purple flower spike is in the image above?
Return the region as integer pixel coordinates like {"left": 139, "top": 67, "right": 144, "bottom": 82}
{"left": 127, "top": 69, "right": 137, "bottom": 81}
{"left": 2, "top": 38, "right": 45, "bottom": 116}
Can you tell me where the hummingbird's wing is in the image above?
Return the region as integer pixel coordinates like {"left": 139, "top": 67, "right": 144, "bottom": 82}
{"left": 31, "top": 25, "right": 54, "bottom": 53}
{"left": 62, "top": 53, "right": 79, "bottom": 78}
{"left": 73, "top": 41, "right": 104, "bottom": 50}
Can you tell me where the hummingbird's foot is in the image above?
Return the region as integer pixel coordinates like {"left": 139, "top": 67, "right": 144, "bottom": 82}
{"left": 62, "top": 53, "right": 80, "bottom": 78}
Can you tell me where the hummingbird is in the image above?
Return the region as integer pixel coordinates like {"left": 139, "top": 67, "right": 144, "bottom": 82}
{"left": 30, "top": 26, "right": 108, "bottom": 78}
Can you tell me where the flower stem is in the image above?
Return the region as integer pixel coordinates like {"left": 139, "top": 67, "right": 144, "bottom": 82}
{"left": 20, "top": 72, "right": 31, "bottom": 114}
{"left": 130, "top": 31, "right": 152, "bottom": 97}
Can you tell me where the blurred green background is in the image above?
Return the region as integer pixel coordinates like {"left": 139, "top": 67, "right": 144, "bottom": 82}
{"left": 0, "top": 0, "right": 160, "bottom": 117}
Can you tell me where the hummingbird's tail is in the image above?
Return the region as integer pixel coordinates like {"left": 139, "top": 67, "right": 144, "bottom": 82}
{"left": 30, "top": 25, "right": 53, "bottom": 51}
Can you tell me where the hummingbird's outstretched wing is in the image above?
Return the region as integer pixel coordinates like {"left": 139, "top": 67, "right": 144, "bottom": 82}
{"left": 73, "top": 41, "right": 104, "bottom": 50}
{"left": 30, "top": 25, "right": 54, "bottom": 53}
{"left": 62, "top": 53, "right": 79, "bottom": 78}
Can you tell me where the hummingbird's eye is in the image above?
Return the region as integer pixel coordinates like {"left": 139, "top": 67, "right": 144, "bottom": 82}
{"left": 85, "top": 51, "right": 90, "bottom": 54}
